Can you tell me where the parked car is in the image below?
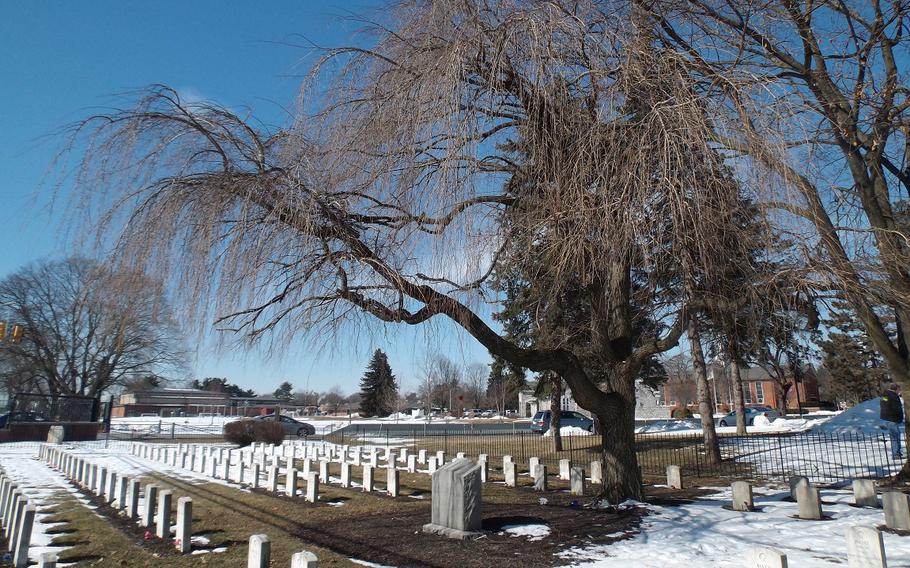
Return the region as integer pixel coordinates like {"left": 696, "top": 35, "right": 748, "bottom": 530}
{"left": 251, "top": 414, "right": 316, "bottom": 437}
{"left": 530, "top": 410, "right": 594, "bottom": 434}
{"left": 717, "top": 406, "right": 782, "bottom": 427}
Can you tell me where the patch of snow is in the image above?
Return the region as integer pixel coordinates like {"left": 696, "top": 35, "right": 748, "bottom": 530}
{"left": 501, "top": 523, "right": 551, "bottom": 541}
{"left": 350, "top": 558, "right": 397, "bottom": 568}
{"left": 543, "top": 426, "right": 593, "bottom": 437}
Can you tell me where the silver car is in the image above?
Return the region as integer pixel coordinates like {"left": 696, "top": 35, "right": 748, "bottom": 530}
{"left": 252, "top": 414, "right": 316, "bottom": 437}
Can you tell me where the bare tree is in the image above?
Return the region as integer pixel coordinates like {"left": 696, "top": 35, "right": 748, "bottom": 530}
{"left": 463, "top": 362, "right": 488, "bottom": 409}
{"left": 0, "top": 258, "right": 185, "bottom": 398}
{"left": 320, "top": 387, "right": 346, "bottom": 415}
{"left": 60, "top": 2, "right": 773, "bottom": 499}
{"left": 647, "top": 0, "right": 910, "bottom": 475}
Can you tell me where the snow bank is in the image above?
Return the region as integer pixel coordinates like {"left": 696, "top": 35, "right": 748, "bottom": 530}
{"left": 635, "top": 420, "right": 700, "bottom": 434}
{"left": 811, "top": 397, "right": 900, "bottom": 436}
{"left": 563, "top": 485, "right": 910, "bottom": 567}
{"left": 542, "top": 426, "right": 592, "bottom": 437}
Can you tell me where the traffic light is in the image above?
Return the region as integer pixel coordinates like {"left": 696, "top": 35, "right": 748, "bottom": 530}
{"left": 0, "top": 322, "right": 5, "bottom": 341}
{"left": 10, "top": 325, "right": 22, "bottom": 343}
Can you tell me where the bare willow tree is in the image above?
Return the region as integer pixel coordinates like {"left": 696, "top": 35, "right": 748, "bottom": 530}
{"left": 646, "top": 0, "right": 910, "bottom": 475}
{"left": 62, "top": 1, "right": 774, "bottom": 500}
{"left": 0, "top": 258, "right": 185, "bottom": 397}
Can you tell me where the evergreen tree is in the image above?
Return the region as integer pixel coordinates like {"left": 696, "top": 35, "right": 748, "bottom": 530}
{"left": 819, "top": 302, "right": 890, "bottom": 405}
{"left": 273, "top": 381, "right": 294, "bottom": 402}
{"left": 359, "top": 349, "right": 398, "bottom": 417}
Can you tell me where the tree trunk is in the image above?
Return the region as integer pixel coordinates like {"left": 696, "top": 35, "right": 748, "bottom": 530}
{"left": 730, "top": 355, "right": 747, "bottom": 435}
{"left": 688, "top": 316, "right": 721, "bottom": 464}
{"left": 594, "top": 386, "right": 642, "bottom": 503}
{"left": 550, "top": 377, "right": 563, "bottom": 452}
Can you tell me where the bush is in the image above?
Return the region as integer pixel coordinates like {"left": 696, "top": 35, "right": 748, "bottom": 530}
{"left": 670, "top": 404, "right": 693, "bottom": 419}
{"left": 223, "top": 419, "right": 284, "bottom": 446}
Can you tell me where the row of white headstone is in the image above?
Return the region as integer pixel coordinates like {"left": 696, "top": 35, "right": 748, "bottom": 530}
{"left": 663, "top": 465, "right": 910, "bottom": 568}
{"left": 130, "top": 440, "right": 600, "bottom": 500}
{"left": 40, "top": 445, "right": 194, "bottom": 554}
{"left": 0, "top": 467, "right": 44, "bottom": 567}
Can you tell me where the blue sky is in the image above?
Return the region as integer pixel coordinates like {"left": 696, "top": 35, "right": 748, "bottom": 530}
{"left": 0, "top": 1, "right": 492, "bottom": 396}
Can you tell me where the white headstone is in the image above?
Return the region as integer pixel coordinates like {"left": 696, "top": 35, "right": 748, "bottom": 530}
{"left": 504, "top": 461, "right": 517, "bottom": 487}
{"left": 176, "top": 497, "right": 192, "bottom": 553}
{"left": 156, "top": 490, "right": 172, "bottom": 539}
{"left": 666, "top": 465, "right": 682, "bottom": 490}
{"left": 387, "top": 467, "right": 400, "bottom": 497}
{"left": 291, "top": 551, "right": 319, "bottom": 568}
{"left": 247, "top": 534, "right": 270, "bottom": 568}
{"left": 732, "top": 481, "right": 754, "bottom": 512}
{"left": 559, "top": 459, "right": 571, "bottom": 481}
{"left": 362, "top": 466, "right": 374, "bottom": 492}
{"left": 141, "top": 485, "right": 158, "bottom": 528}
{"left": 590, "top": 460, "right": 603, "bottom": 485}
{"left": 305, "top": 472, "right": 319, "bottom": 503}
{"left": 533, "top": 464, "right": 547, "bottom": 492}
{"left": 746, "top": 546, "right": 788, "bottom": 568}
{"left": 570, "top": 467, "right": 585, "bottom": 496}
{"left": 846, "top": 526, "right": 886, "bottom": 568}
{"left": 852, "top": 480, "right": 878, "bottom": 508}
{"left": 795, "top": 482, "right": 822, "bottom": 520}
{"left": 286, "top": 468, "right": 298, "bottom": 497}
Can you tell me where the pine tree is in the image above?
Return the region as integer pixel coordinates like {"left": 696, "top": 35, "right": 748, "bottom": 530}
{"left": 359, "top": 349, "right": 398, "bottom": 417}
{"left": 818, "top": 302, "right": 889, "bottom": 405}
{"left": 273, "top": 381, "right": 294, "bottom": 402}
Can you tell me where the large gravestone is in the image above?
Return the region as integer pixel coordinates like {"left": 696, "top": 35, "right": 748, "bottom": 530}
{"left": 883, "top": 491, "right": 910, "bottom": 531}
{"left": 422, "top": 458, "right": 482, "bottom": 539}
{"left": 846, "top": 526, "right": 886, "bottom": 568}
{"left": 46, "top": 426, "right": 65, "bottom": 445}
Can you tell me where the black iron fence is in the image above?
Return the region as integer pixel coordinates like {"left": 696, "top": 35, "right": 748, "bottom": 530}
{"left": 325, "top": 424, "right": 902, "bottom": 484}
{"left": 6, "top": 393, "right": 97, "bottom": 423}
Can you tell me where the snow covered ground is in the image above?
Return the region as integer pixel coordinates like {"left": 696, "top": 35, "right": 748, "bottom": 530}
{"left": 0, "top": 444, "right": 97, "bottom": 565}
{"left": 4, "top": 440, "right": 908, "bottom": 567}
{"left": 561, "top": 485, "right": 910, "bottom": 567}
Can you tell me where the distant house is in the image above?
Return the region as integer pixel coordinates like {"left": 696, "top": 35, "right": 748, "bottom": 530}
{"left": 112, "top": 388, "right": 230, "bottom": 417}
{"left": 658, "top": 358, "right": 820, "bottom": 411}
{"left": 518, "top": 382, "right": 670, "bottom": 420}
{"left": 112, "top": 388, "right": 289, "bottom": 418}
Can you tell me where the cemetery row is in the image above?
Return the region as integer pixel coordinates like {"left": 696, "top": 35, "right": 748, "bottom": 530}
{"left": 666, "top": 464, "right": 909, "bottom": 568}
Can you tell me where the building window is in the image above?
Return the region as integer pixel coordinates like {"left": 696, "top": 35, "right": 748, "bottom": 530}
{"left": 744, "top": 384, "right": 753, "bottom": 404}
{"left": 755, "top": 383, "right": 764, "bottom": 404}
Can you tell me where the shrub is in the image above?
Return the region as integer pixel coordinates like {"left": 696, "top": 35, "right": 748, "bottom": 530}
{"left": 223, "top": 419, "right": 284, "bottom": 446}
{"left": 670, "top": 404, "right": 693, "bottom": 419}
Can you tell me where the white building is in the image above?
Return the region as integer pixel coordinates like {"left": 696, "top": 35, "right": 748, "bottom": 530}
{"left": 518, "top": 382, "right": 670, "bottom": 420}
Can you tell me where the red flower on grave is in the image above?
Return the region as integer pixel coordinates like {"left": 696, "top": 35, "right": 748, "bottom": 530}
{"left": 143, "top": 530, "right": 153, "bottom": 541}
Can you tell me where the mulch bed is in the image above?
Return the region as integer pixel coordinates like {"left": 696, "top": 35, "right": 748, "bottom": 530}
{"left": 281, "top": 484, "right": 705, "bottom": 568}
